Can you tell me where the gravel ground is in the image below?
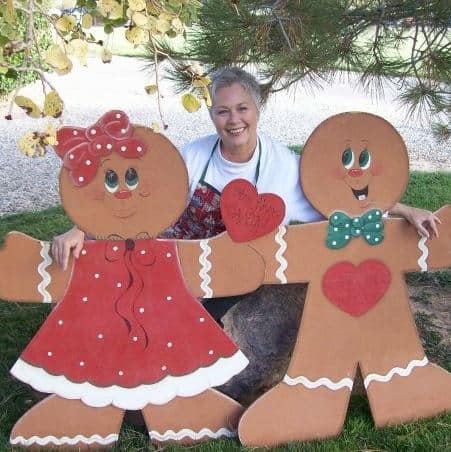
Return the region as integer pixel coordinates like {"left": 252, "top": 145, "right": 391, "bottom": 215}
{"left": 1, "top": 57, "right": 449, "bottom": 217}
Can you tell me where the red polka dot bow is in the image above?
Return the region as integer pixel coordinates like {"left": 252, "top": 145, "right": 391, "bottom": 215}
{"left": 54, "top": 110, "right": 147, "bottom": 187}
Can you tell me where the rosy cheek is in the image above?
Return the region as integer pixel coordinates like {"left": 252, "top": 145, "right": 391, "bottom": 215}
{"left": 370, "top": 160, "right": 384, "bottom": 176}
{"left": 139, "top": 181, "right": 151, "bottom": 197}
{"left": 331, "top": 166, "right": 346, "bottom": 179}
{"left": 89, "top": 188, "right": 106, "bottom": 201}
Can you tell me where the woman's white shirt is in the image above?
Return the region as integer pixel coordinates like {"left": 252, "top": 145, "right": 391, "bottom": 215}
{"left": 180, "top": 133, "right": 322, "bottom": 224}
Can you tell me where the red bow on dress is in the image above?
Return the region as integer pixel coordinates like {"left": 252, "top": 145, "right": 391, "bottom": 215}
{"left": 55, "top": 110, "right": 148, "bottom": 187}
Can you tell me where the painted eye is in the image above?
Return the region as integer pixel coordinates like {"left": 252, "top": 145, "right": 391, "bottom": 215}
{"left": 342, "top": 148, "right": 354, "bottom": 169}
{"left": 125, "top": 167, "right": 139, "bottom": 190}
{"left": 104, "top": 170, "right": 119, "bottom": 193}
{"left": 359, "top": 149, "right": 371, "bottom": 170}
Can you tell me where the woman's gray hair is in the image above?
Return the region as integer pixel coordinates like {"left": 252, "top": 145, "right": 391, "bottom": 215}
{"left": 210, "top": 67, "right": 262, "bottom": 109}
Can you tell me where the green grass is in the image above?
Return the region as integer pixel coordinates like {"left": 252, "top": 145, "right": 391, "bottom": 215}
{"left": 0, "top": 171, "right": 450, "bottom": 450}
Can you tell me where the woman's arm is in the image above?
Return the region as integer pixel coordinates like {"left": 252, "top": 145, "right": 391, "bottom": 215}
{"left": 389, "top": 203, "right": 441, "bottom": 238}
{"left": 51, "top": 226, "right": 85, "bottom": 270}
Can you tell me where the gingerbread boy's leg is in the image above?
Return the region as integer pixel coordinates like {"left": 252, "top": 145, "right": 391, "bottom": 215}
{"left": 239, "top": 291, "right": 358, "bottom": 447}
{"left": 360, "top": 287, "right": 451, "bottom": 427}
{"left": 10, "top": 394, "right": 124, "bottom": 449}
{"left": 141, "top": 388, "right": 243, "bottom": 444}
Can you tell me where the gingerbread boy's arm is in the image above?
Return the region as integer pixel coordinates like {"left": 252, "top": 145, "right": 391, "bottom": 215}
{"left": 247, "top": 221, "right": 328, "bottom": 284}
{"left": 0, "top": 232, "right": 72, "bottom": 303}
{"left": 386, "top": 205, "right": 451, "bottom": 273}
{"left": 177, "top": 232, "right": 265, "bottom": 298}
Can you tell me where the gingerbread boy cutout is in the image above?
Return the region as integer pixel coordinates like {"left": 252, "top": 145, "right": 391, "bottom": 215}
{"left": 236, "top": 112, "right": 451, "bottom": 446}
{"left": 0, "top": 111, "right": 283, "bottom": 449}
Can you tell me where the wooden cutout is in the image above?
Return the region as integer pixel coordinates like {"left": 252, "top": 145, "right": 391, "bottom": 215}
{"left": 0, "top": 111, "right": 274, "bottom": 449}
{"left": 239, "top": 112, "right": 451, "bottom": 446}
{"left": 220, "top": 179, "right": 285, "bottom": 242}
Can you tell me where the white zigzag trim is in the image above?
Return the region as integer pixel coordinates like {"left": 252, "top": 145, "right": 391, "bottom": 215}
{"left": 275, "top": 225, "right": 288, "bottom": 284}
{"left": 10, "top": 351, "right": 248, "bottom": 410}
{"left": 149, "top": 427, "right": 236, "bottom": 441}
{"left": 199, "top": 239, "right": 213, "bottom": 298}
{"left": 10, "top": 433, "right": 118, "bottom": 446}
{"left": 283, "top": 374, "right": 353, "bottom": 391}
{"left": 417, "top": 236, "right": 429, "bottom": 272}
{"left": 364, "top": 356, "right": 428, "bottom": 389}
{"left": 37, "top": 241, "right": 52, "bottom": 303}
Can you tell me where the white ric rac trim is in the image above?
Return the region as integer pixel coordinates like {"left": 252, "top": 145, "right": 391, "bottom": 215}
{"left": 149, "top": 427, "right": 236, "bottom": 442}
{"left": 37, "top": 241, "right": 52, "bottom": 303}
{"left": 417, "top": 236, "right": 429, "bottom": 272}
{"left": 275, "top": 225, "right": 288, "bottom": 284}
{"left": 283, "top": 374, "right": 353, "bottom": 391}
{"left": 10, "top": 351, "right": 248, "bottom": 410}
{"left": 364, "top": 356, "right": 428, "bottom": 389}
{"left": 199, "top": 239, "right": 213, "bottom": 298}
{"left": 10, "top": 433, "right": 118, "bottom": 446}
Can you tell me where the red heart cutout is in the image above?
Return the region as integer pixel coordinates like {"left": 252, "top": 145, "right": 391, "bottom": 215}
{"left": 220, "top": 179, "right": 285, "bottom": 242}
{"left": 322, "top": 260, "right": 391, "bottom": 317}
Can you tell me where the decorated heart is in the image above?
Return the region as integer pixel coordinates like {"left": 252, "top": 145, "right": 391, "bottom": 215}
{"left": 220, "top": 179, "right": 285, "bottom": 242}
{"left": 322, "top": 259, "right": 391, "bottom": 317}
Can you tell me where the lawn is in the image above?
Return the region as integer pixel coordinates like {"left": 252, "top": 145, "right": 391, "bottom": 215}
{"left": 0, "top": 171, "right": 450, "bottom": 451}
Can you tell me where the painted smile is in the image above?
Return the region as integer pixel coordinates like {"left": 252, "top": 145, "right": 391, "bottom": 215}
{"left": 351, "top": 185, "right": 369, "bottom": 201}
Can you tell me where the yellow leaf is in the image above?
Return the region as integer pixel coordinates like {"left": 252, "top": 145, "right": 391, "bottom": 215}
{"left": 171, "top": 17, "right": 183, "bottom": 32}
{"left": 6, "top": 0, "right": 16, "bottom": 24}
{"left": 109, "top": 2, "right": 123, "bottom": 20}
{"left": 101, "top": 48, "right": 112, "bottom": 63}
{"left": 62, "top": 0, "right": 77, "bottom": 8}
{"left": 132, "top": 12, "right": 148, "bottom": 27}
{"left": 144, "top": 84, "right": 158, "bottom": 95}
{"left": 181, "top": 93, "right": 201, "bottom": 113}
{"left": 68, "top": 39, "right": 89, "bottom": 66}
{"left": 56, "top": 15, "right": 77, "bottom": 33}
{"left": 97, "top": 0, "right": 119, "bottom": 17}
{"left": 125, "top": 27, "right": 150, "bottom": 45}
{"left": 18, "top": 132, "right": 40, "bottom": 157}
{"left": 156, "top": 18, "right": 171, "bottom": 34}
{"left": 81, "top": 14, "right": 93, "bottom": 29}
{"left": 44, "top": 124, "right": 58, "bottom": 146}
{"left": 14, "top": 96, "right": 42, "bottom": 119}
{"left": 128, "top": 0, "right": 146, "bottom": 12}
{"left": 189, "top": 62, "right": 204, "bottom": 76}
{"left": 151, "top": 122, "right": 160, "bottom": 133}
{"left": 43, "top": 91, "right": 64, "bottom": 118}
{"left": 45, "top": 45, "right": 73, "bottom": 74}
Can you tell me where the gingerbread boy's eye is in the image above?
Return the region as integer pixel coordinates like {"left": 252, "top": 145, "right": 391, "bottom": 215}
{"left": 342, "top": 148, "right": 354, "bottom": 169}
{"left": 125, "top": 167, "right": 139, "bottom": 190}
{"left": 105, "top": 170, "right": 119, "bottom": 193}
{"left": 359, "top": 149, "right": 371, "bottom": 170}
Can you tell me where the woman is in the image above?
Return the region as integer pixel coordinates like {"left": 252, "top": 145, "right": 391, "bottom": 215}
{"left": 52, "top": 67, "right": 440, "bottom": 403}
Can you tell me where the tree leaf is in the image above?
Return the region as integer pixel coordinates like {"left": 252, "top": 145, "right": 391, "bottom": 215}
{"left": 101, "top": 48, "right": 112, "bottom": 63}
{"left": 14, "top": 96, "right": 42, "bottom": 119}
{"left": 181, "top": 93, "right": 201, "bottom": 112}
{"left": 45, "top": 45, "right": 73, "bottom": 74}
{"left": 81, "top": 13, "right": 93, "bottom": 29}
{"left": 144, "top": 84, "right": 158, "bottom": 95}
{"left": 18, "top": 132, "right": 40, "bottom": 157}
{"left": 125, "top": 27, "right": 149, "bottom": 45}
{"left": 128, "top": 0, "right": 146, "bottom": 12}
{"left": 68, "top": 38, "right": 88, "bottom": 65}
{"left": 56, "top": 15, "right": 77, "bottom": 33}
{"left": 43, "top": 91, "right": 64, "bottom": 118}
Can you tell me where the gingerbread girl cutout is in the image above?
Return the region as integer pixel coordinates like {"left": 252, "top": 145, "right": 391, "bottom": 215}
{"left": 235, "top": 112, "right": 451, "bottom": 446}
{"left": 0, "top": 111, "right": 284, "bottom": 449}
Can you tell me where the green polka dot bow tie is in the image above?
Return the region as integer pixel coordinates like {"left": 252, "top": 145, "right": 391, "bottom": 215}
{"left": 326, "top": 209, "right": 384, "bottom": 249}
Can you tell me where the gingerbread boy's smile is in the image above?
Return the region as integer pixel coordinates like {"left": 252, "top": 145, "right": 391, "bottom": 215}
{"left": 351, "top": 185, "right": 369, "bottom": 201}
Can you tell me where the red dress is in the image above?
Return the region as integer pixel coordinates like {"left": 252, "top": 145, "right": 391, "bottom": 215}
{"left": 11, "top": 239, "right": 248, "bottom": 410}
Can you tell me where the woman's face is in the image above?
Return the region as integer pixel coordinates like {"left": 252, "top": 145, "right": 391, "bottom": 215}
{"left": 210, "top": 82, "right": 260, "bottom": 161}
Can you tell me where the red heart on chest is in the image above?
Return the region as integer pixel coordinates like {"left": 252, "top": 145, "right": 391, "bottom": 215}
{"left": 322, "top": 260, "right": 391, "bottom": 317}
{"left": 220, "top": 179, "right": 285, "bottom": 242}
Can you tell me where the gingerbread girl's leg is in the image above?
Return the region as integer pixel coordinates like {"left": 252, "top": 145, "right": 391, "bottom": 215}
{"left": 141, "top": 388, "right": 244, "bottom": 444}
{"left": 239, "top": 290, "right": 358, "bottom": 447}
{"left": 359, "top": 285, "right": 451, "bottom": 427}
{"left": 10, "top": 394, "right": 124, "bottom": 449}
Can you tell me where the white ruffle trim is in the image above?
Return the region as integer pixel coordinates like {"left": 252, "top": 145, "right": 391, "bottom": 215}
{"left": 149, "top": 427, "right": 236, "bottom": 441}
{"left": 10, "top": 351, "right": 248, "bottom": 410}
{"left": 10, "top": 433, "right": 118, "bottom": 446}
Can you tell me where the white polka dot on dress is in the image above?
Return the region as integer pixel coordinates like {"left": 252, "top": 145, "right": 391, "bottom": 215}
{"left": 94, "top": 273, "right": 100, "bottom": 279}
{"left": 116, "top": 282, "right": 122, "bottom": 288}
{"left": 47, "top": 351, "right": 53, "bottom": 356}
{"left": 81, "top": 249, "right": 87, "bottom": 255}
{"left": 139, "top": 307, "right": 145, "bottom": 313}
{"left": 58, "top": 320, "right": 63, "bottom": 325}
{"left": 166, "top": 296, "right": 172, "bottom": 301}
{"left": 118, "top": 370, "right": 124, "bottom": 376}
{"left": 208, "top": 350, "right": 214, "bottom": 355}
{"left": 199, "top": 317, "right": 205, "bottom": 322}
{"left": 166, "top": 252, "right": 172, "bottom": 258}
{"left": 82, "top": 296, "right": 88, "bottom": 302}
{"left": 161, "top": 365, "right": 167, "bottom": 371}
{"left": 80, "top": 361, "right": 85, "bottom": 366}
{"left": 167, "top": 342, "right": 173, "bottom": 348}
{"left": 97, "top": 333, "right": 104, "bottom": 339}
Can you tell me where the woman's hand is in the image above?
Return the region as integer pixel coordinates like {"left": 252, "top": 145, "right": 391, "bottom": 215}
{"left": 390, "top": 203, "right": 441, "bottom": 238}
{"left": 51, "top": 226, "right": 85, "bottom": 271}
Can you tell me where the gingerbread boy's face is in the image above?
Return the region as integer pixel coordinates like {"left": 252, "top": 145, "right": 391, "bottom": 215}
{"left": 56, "top": 111, "right": 188, "bottom": 238}
{"left": 300, "top": 113, "right": 409, "bottom": 217}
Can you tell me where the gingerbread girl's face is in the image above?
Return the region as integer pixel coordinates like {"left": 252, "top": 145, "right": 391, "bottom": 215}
{"left": 56, "top": 111, "right": 188, "bottom": 238}
{"left": 300, "top": 112, "right": 409, "bottom": 217}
